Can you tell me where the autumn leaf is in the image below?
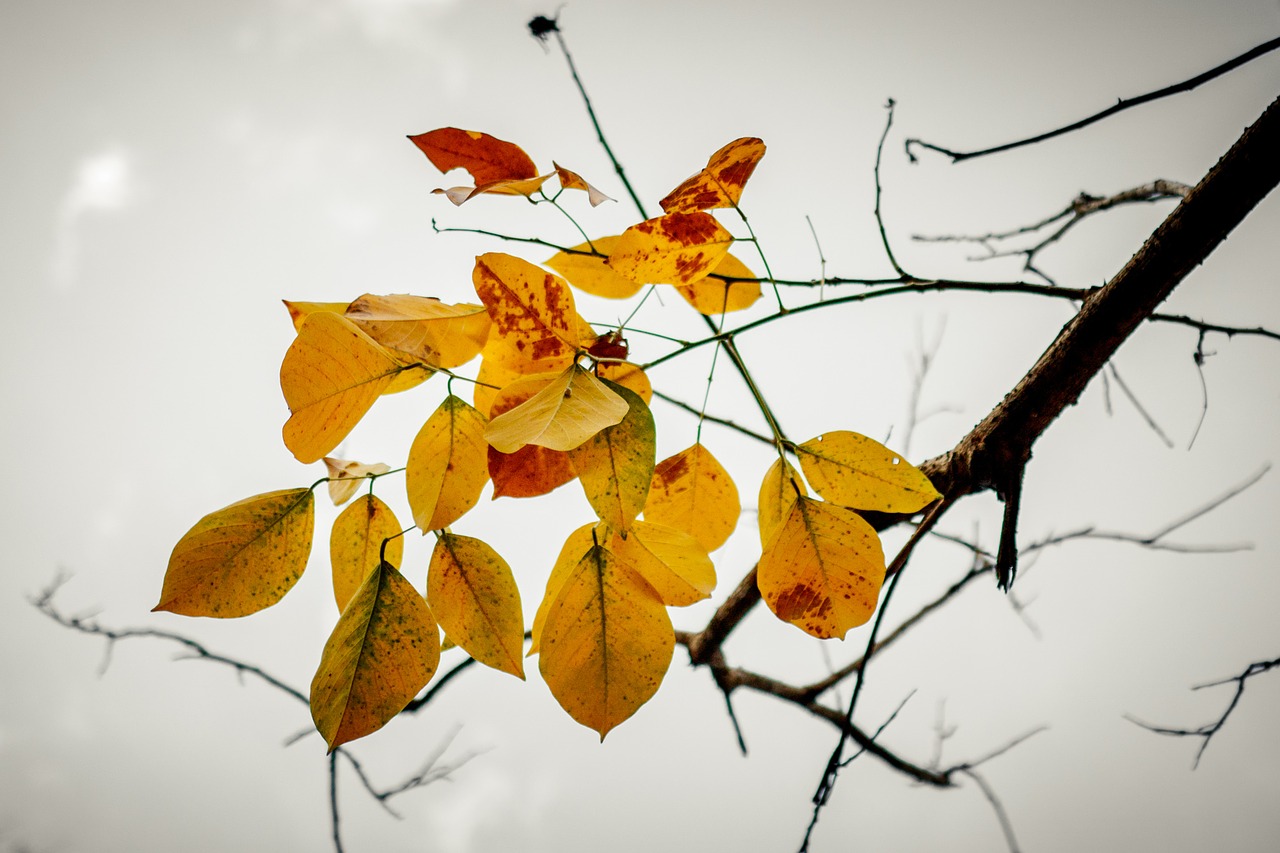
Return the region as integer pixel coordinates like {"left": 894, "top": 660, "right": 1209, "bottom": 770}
{"left": 529, "top": 523, "right": 598, "bottom": 655}
{"left": 660, "top": 137, "right": 766, "bottom": 214}
{"left": 155, "top": 488, "right": 314, "bottom": 618}
{"left": 757, "top": 497, "right": 886, "bottom": 639}
{"left": 330, "top": 494, "right": 403, "bottom": 612}
{"left": 597, "top": 361, "right": 652, "bottom": 404}
{"left": 345, "top": 295, "right": 490, "bottom": 369}
{"left": 283, "top": 300, "right": 348, "bottom": 332}
{"left": 473, "top": 252, "right": 581, "bottom": 370}
{"left": 643, "top": 443, "right": 740, "bottom": 552}
{"left": 427, "top": 533, "right": 525, "bottom": 678}
{"left": 544, "top": 237, "right": 643, "bottom": 299}
{"left": 553, "top": 162, "right": 614, "bottom": 207}
{"left": 323, "top": 457, "right": 391, "bottom": 506}
{"left": 608, "top": 522, "right": 714, "bottom": 607}
{"left": 796, "top": 431, "right": 942, "bottom": 513}
{"left": 675, "top": 252, "right": 761, "bottom": 315}
{"left": 539, "top": 542, "right": 674, "bottom": 739}
{"left": 310, "top": 560, "right": 440, "bottom": 751}
{"left": 568, "top": 380, "right": 655, "bottom": 532}
{"left": 434, "top": 173, "right": 553, "bottom": 206}
{"left": 606, "top": 212, "right": 734, "bottom": 287}
{"left": 758, "top": 456, "right": 807, "bottom": 549}
{"left": 406, "top": 395, "right": 490, "bottom": 531}
{"left": 408, "top": 127, "right": 537, "bottom": 185}
{"left": 280, "top": 312, "right": 409, "bottom": 464}
{"left": 485, "top": 375, "right": 578, "bottom": 499}
{"left": 485, "top": 364, "right": 629, "bottom": 454}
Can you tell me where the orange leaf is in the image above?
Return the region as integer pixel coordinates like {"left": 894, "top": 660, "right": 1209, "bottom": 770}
{"left": 554, "top": 161, "right": 614, "bottom": 207}
{"left": 473, "top": 252, "right": 580, "bottom": 371}
{"left": 485, "top": 374, "right": 577, "bottom": 498}
{"left": 606, "top": 212, "right": 733, "bottom": 286}
{"left": 408, "top": 127, "right": 537, "bottom": 185}
{"left": 660, "top": 137, "right": 766, "bottom": 214}
{"left": 643, "top": 443, "right": 740, "bottom": 552}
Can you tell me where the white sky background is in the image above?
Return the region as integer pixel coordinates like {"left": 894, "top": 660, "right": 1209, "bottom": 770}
{"left": 2, "top": 0, "right": 1279, "bottom": 851}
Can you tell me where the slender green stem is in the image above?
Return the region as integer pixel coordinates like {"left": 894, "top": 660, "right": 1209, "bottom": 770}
{"left": 547, "top": 197, "right": 597, "bottom": 252}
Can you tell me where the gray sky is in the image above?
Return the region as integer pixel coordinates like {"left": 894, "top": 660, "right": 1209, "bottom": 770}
{"left": 3, "top": 1, "right": 1279, "bottom": 851}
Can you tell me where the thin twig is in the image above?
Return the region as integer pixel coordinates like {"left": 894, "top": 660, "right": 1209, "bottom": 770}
{"left": 874, "top": 99, "right": 907, "bottom": 278}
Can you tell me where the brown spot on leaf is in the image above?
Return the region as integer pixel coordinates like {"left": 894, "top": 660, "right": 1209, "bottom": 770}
{"left": 774, "top": 584, "right": 826, "bottom": 622}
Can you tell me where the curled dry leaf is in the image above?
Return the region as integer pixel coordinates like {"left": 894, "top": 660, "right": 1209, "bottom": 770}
{"left": 553, "top": 161, "right": 614, "bottom": 207}
{"left": 796, "top": 430, "right": 942, "bottom": 513}
{"left": 606, "top": 212, "right": 734, "bottom": 287}
{"left": 330, "top": 494, "right": 402, "bottom": 612}
{"left": 155, "top": 489, "right": 315, "bottom": 618}
{"left": 323, "top": 457, "right": 392, "bottom": 506}
{"left": 660, "top": 137, "right": 766, "bottom": 214}
{"left": 434, "top": 173, "right": 553, "bottom": 206}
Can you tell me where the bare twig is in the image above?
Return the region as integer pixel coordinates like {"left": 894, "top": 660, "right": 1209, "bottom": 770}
{"left": 874, "top": 100, "right": 907, "bottom": 278}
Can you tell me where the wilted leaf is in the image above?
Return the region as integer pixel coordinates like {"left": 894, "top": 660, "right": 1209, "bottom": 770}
{"left": 283, "top": 300, "right": 347, "bottom": 332}
{"left": 485, "top": 364, "right": 629, "bottom": 454}
{"left": 597, "top": 361, "right": 652, "bottom": 404}
{"left": 568, "top": 381, "right": 655, "bottom": 532}
{"left": 796, "top": 431, "right": 942, "bottom": 513}
{"left": 345, "top": 295, "right": 490, "bottom": 369}
{"left": 485, "top": 375, "right": 578, "bottom": 498}
{"left": 757, "top": 497, "right": 886, "bottom": 639}
{"left": 675, "top": 252, "right": 761, "bottom": 314}
{"left": 406, "top": 395, "right": 490, "bottom": 531}
{"left": 323, "top": 457, "right": 392, "bottom": 506}
{"left": 280, "top": 313, "right": 408, "bottom": 464}
{"left": 643, "top": 443, "right": 740, "bottom": 552}
{"left": 310, "top": 560, "right": 440, "bottom": 751}
{"left": 539, "top": 543, "right": 674, "bottom": 739}
{"left": 545, "top": 237, "right": 643, "bottom": 299}
{"left": 408, "top": 127, "right": 537, "bottom": 185}
{"left": 758, "top": 456, "right": 806, "bottom": 549}
{"left": 330, "top": 495, "right": 402, "bottom": 612}
{"left": 473, "top": 253, "right": 581, "bottom": 370}
{"left": 434, "top": 173, "right": 553, "bottom": 205}
{"left": 427, "top": 533, "right": 524, "bottom": 678}
{"left": 606, "top": 212, "right": 734, "bottom": 287}
{"left": 660, "top": 137, "right": 766, "bottom": 214}
{"left": 155, "top": 488, "right": 314, "bottom": 618}
{"left": 553, "top": 162, "right": 614, "bottom": 207}
{"left": 608, "top": 522, "right": 714, "bottom": 606}
{"left": 529, "top": 523, "right": 598, "bottom": 655}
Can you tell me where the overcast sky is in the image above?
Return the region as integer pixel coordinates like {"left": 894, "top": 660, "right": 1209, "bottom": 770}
{"left": 3, "top": 1, "right": 1279, "bottom": 851}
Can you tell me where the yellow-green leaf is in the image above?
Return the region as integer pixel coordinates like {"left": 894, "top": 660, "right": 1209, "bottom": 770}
{"left": 280, "top": 312, "right": 406, "bottom": 464}
{"left": 473, "top": 252, "right": 580, "bottom": 370}
{"left": 796, "top": 431, "right": 942, "bottom": 513}
{"left": 330, "top": 494, "right": 402, "bottom": 612}
{"left": 568, "top": 381, "right": 655, "bottom": 532}
{"left": 545, "top": 237, "right": 642, "bottom": 299}
{"left": 345, "top": 295, "right": 490, "bottom": 369}
{"left": 606, "top": 212, "right": 733, "bottom": 286}
{"left": 529, "top": 523, "right": 598, "bottom": 655}
{"left": 660, "top": 137, "right": 767, "bottom": 214}
{"left": 758, "top": 456, "right": 807, "bottom": 549}
{"left": 155, "top": 488, "right": 314, "bottom": 618}
{"left": 323, "top": 457, "right": 392, "bottom": 506}
{"left": 427, "top": 533, "right": 525, "bottom": 679}
{"left": 485, "top": 364, "right": 629, "bottom": 454}
{"left": 675, "top": 252, "right": 761, "bottom": 315}
{"left": 310, "top": 560, "right": 440, "bottom": 751}
{"left": 608, "top": 522, "right": 714, "bottom": 607}
{"left": 757, "top": 497, "right": 886, "bottom": 639}
{"left": 643, "top": 443, "right": 740, "bottom": 552}
{"left": 539, "top": 543, "right": 674, "bottom": 739}
{"left": 406, "top": 395, "right": 490, "bottom": 531}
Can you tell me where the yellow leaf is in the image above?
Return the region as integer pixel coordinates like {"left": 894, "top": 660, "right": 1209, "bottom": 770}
{"left": 553, "top": 162, "right": 614, "bottom": 207}
{"left": 675, "top": 252, "right": 761, "bottom": 315}
{"left": 283, "top": 300, "right": 348, "bottom": 332}
{"left": 485, "top": 375, "right": 578, "bottom": 499}
{"left": 406, "top": 395, "right": 490, "bottom": 531}
{"left": 529, "top": 523, "right": 598, "bottom": 655}
{"left": 485, "top": 364, "right": 629, "bottom": 454}
{"left": 322, "top": 457, "right": 392, "bottom": 506}
{"left": 608, "top": 522, "right": 714, "bottom": 607}
{"left": 280, "top": 312, "right": 408, "bottom": 464}
{"left": 539, "top": 543, "right": 674, "bottom": 739}
{"left": 544, "top": 237, "right": 643, "bottom": 299}
{"left": 310, "top": 560, "right": 440, "bottom": 751}
{"left": 568, "top": 380, "right": 655, "bottom": 532}
{"left": 427, "top": 533, "right": 525, "bottom": 679}
{"left": 796, "top": 431, "right": 942, "bottom": 513}
{"left": 330, "top": 494, "right": 402, "bottom": 613}
{"left": 757, "top": 497, "right": 886, "bottom": 639}
{"left": 758, "top": 456, "right": 807, "bottom": 549}
{"left": 643, "top": 443, "right": 740, "bottom": 552}
{"left": 596, "top": 361, "right": 653, "bottom": 404}
{"left": 606, "top": 212, "right": 734, "bottom": 286}
{"left": 660, "top": 137, "right": 766, "bottom": 214}
{"left": 345, "top": 295, "right": 490, "bottom": 369}
{"left": 155, "top": 488, "right": 314, "bottom": 618}
{"left": 473, "top": 252, "right": 581, "bottom": 370}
